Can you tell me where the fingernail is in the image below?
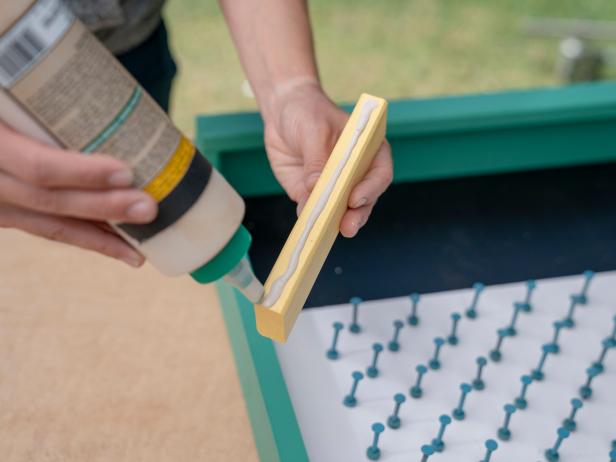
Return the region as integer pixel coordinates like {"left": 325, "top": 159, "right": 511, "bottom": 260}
{"left": 120, "top": 254, "right": 143, "bottom": 268}
{"left": 108, "top": 170, "right": 134, "bottom": 187}
{"left": 126, "top": 199, "right": 156, "bottom": 221}
{"left": 352, "top": 197, "right": 368, "bottom": 208}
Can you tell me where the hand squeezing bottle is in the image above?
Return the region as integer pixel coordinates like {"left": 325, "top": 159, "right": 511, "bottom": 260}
{"left": 0, "top": 0, "right": 264, "bottom": 302}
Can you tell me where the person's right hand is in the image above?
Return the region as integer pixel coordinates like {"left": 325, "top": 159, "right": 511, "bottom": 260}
{"left": 0, "top": 122, "right": 158, "bottom": 267}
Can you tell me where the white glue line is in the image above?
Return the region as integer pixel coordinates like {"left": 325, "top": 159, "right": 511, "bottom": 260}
{"left": 261, "top": 99, "right": 379, "bottom": 307}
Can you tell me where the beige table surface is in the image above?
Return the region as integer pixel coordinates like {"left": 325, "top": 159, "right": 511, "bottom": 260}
{"left": 0, "top": 229, "right": 258, "bottom": 462}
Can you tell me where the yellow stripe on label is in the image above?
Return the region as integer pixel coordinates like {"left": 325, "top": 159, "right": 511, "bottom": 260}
{"left": 143, "top": 136, "right": 195, "bottom": 202}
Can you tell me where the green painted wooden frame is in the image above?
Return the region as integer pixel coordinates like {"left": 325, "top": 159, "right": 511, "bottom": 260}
{"left": 195, "top": 82, "right": 616, "bottom": 462}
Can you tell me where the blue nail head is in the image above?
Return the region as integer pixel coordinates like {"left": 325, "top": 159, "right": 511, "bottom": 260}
{"left": 394, "top": 393, "right": 406, "bottom": 404}
{"left": 350, "top": 296, "right": 363, "bottom": 305}
{"left": 410, "top": 292, "right": 420, "bottom": 303}
{"left": 452, "top": 312, "right": 461, "bottom": 321}
{"left": 477, "top": 356, "right": 487, "bottom": 367}
{"left": 583, "top": 269, "right": 595, "bottom": 280}
{"left": 373, "top": 343, "right": 384, "bottom": 353}
{"left": 522, "top": 375, "right": 533, "bottom": 385}
{"left": 417, "top": 364, "right": 428, "bottom": 374}
{"left": 394, "top": 319, "right": 404, "bottom": 329}
{"left": 571, "top": 398, "right": 583, "bottom": 409}
{"left": 435, "top": 337, "right": 445, "bottom": 347}
{"left": 527, "top": 279, "right": 537, "bottom": 289}
{"left": 610, "top": 450, "right": 616, "bottom": 461}
{"left": 505, "top": 403, "right": 516, "bottom": 414}
{"left": 557, "top": 427, "right": 570, "bottom": 439}
{"left": 372, "top": 422, "right": 385, "bottom": 433}
{"left": 334, "top": 322, "right": 343, "bottom": 330}
{"left": 421, "top": 444, "right": 435, "bottom": 456}
{"left": 440, "top": 414, "right": 452, "bottom": 425}
{"left": 474, "top": 282, "right": 485, "bottom": 292}
{"left": 461, "top": 383, "right": 472, "bottom": 393}
{"left": 353, "top": 371, "right": 364, "bottom": 381}
{"left": 486, "top": 438, "right": 498, "bottom": 451}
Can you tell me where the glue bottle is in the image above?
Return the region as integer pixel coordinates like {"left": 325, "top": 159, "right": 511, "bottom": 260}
{"left": 0, "top": 0, "right": 264, "bottom": 302}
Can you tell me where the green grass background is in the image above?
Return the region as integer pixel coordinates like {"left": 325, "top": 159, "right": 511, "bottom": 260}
{"left": 164, "top": 0, "right": 616, "bottom": 135}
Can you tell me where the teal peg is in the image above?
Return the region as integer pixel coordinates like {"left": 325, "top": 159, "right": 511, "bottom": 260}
{"left": 548, "top": 320, "right": 566, "bottom": 354}
{"left": 545, "top": 427, "right": 570, "bottom": 461}
{"left": 514, "top": 375, "right": 533, "bottom": 410}
{"left": 410, "top": 364, "right": 428, "bottom": 398}
{"left": 388, "top": 320, "right": 404, "bottom": 352}
{"left": 431, "top": 414, "right": 452, "bottom": 452}
{"left": 326, "top": 322, "right": 344, "bottom": 360}
{"left": 497, "top": 404, "right": 517, "bottom": 441}
{"left": 387, "top": 393, "right": 406, "bottom": 429}
{"left": 452, "top": 383, "right": 472, "bottom": 420}
{"left": 473, "top": 356, "right": 488, "bottom": 390}
{"left": 610, "top": 449, "right": 616, "bottom": 462}
{"left": 592, "top": 337, "right": 616, "bottom": 373}
{"left": 366, "top": 343, "right": 384, "bottom": 378}
{"left": 610, "top": 315, "right": 616, "bottom": 341}
{"left": 343, "top": 371, "right": 364, "bottom": 407}
{"left": 420, "top": 444, "right": 435, "bottom": 462}
{"left": 349, "top": 297, "right": 363, "bottom": 333}
{"left": 579, "top": 366, "right": 601, "bottom": 399}
{"left": 490, "top": 329, "right": 508, "bottom": 362}
{"left": 465, "top": 282, "right": 485, "bottom": 319}
{"left": 576, "top": 270, "right": 595, "bottom": 305}
{"left": 562, "top": 398, "right": 583, "bottom": 431}
{"left": 408, "top": 293, "right": 421, "bottom": 326}
{"left": 429, "top": 337, "right": 445, "bottom": 370}
{"left": 563, "top": 294, "right": 581, "bottom": 328}
{"left": 366, "top": 422, "right": 385, "bottom": 460}
{"left": 480, "top": 439, "right": 498, "bottom": 462}
{"left": 519, "top": 279, "right": 536, "bottom": 312}
{"left": 505, "top": 302, "right": 523, "bottom": 337}
{"left": 447, "top": 312, "right": 462, "bottom": 345}
{"left": 531, "top": 343, "right": 552, "bottom": 381}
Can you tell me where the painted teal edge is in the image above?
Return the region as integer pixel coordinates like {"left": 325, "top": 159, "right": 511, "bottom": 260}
{"left": 196, "top": 82, "right": 616, "bottom": 197}
{"left": 215, "top": 281, "right": 309, "bottom": 462}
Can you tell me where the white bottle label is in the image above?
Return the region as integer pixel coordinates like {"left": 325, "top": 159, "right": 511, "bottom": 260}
{"left": 0, "top": 0, "right": 73, "bottom": 88}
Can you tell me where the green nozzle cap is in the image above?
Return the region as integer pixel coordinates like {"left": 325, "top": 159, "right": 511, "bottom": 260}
{"left": 190, "top": 224, "right": 251, "bottom": 284}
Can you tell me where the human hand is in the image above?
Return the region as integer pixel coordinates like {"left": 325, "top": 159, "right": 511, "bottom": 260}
{"left": 263, "top": 81, "right": 393, "bottom": 237}
{"left": 0, "top": 123, "right": 158, "bottom": 267}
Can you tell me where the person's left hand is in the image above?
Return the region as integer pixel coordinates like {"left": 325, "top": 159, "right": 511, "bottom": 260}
{"left": 263, "top": 82, "right": 393, "bottom": 238}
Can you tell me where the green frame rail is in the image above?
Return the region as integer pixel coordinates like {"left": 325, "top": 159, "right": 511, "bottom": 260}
{"left": 195, "top": 82, "right": 616, "bottom": 462}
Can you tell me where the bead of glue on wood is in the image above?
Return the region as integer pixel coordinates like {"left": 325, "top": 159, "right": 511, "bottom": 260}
{"left": 429, "top": 337, "right": 445, "bottom": 370}
{"left": 326, "top": 322, "right": 344, "bottom": 360}
{"left": 343, "top": 371, "right": 364, "bottom": 407}
{"left": 465, "top": 282, "right": 485, "bottom": 319}
{"left": 388, "top": 320, "right": 404, "bottom": 352}
{"left": 349, "top": 296, "right": 363, "bottom": 333}
{"left": 366, "top": 343, "right": 384, "bottom": 378}
{"left": 473, "top": 356, "right": 488, "bottom": 391}
{"left": 519, "top": 279, "right": 536, "bottom": 313}
{"left": 408, "top": 293, "right": 421, "bottom": 326}
{"left": 544, "top": 427, "right": 570, "bottom": 462}
{"left": 410, "top": 364, "right": 428, "bottom": 398}
{"left": 366, "top": 422, "right": 385, "bottom": 460}
{"left": 447, "top": 312, "right": 462, "bottom": 345}
{"left": 387, "top": 393, "right": 406, "bottom": 429}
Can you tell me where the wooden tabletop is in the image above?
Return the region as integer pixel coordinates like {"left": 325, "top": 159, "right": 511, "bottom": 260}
{"left": 0, "top": 229, "right": 258, "bottom": 462}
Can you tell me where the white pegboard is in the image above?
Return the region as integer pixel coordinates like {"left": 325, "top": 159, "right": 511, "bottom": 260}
{"left": 275, "top": 272, "right": 616, "bottom": 462}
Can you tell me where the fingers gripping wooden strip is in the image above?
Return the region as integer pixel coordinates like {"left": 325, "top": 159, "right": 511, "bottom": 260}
{"left": 255, "top": 94, "right": 388, "bottom": 342}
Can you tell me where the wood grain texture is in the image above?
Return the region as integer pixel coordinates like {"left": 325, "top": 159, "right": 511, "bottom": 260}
{"left": 0, "top": 229, "right": 258, "bottom": 462}
{"left": 255, "top": 94, "right": 387, "bottom": 343}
